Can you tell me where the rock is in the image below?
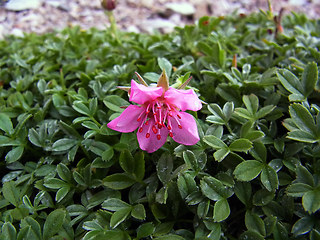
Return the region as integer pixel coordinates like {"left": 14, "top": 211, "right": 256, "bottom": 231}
{"left": 141, "top": 18, "right": 177, "bottom": 33}
{"left": 10, "top": 28, "right": 24, "bottom": 37}
{"left": 0, "top": 25, "right": 4, "bottom": 39}
{"left": 5, "top": 0, "right": 42, "bottom": 11}
{"left": 165, "top": 2, "right": 195, "bottom": 15}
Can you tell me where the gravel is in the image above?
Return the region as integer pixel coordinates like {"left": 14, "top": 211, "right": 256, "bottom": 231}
{"left": 1, "top": 0, "right": 320, "bottom": 38}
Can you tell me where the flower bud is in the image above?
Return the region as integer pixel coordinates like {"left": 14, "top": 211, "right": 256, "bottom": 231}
{"left": 101, "top": 0, "right": 116, "bottom": 11}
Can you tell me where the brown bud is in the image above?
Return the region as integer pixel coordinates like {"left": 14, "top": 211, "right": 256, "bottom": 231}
{"left": 101, "top": 0, "right": 116, "bottom": 11}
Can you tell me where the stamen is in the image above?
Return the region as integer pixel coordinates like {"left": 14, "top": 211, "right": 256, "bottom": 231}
{"left": 145, "top": 120, "right": 149, "bottom": 125}
{"left": 146, "top": 133, "right": 150, "bottom": 138}
{"left": 157, "top": 134, "right": 161, "bottom": 140}
{"left": 178, "top": 125, "right": 182, "bottom": 129}
{"left": 139, "top": 127, "right": 143, "bottom": 133}
{"left": 177, "top": 114, "right": 181, "bottom": 119}
{"left": 167, "top": 125, "right": 172, "bottom": 130}
{"left": 152, "top": 125, "right": 158, "bottom": 134}
{"left": 169, "top": 132, "right": 173, "bottom": 137}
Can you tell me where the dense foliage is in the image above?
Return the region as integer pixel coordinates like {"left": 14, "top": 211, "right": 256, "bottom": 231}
{"left": 0, "top": 10, "right": 320, "bottom": 240}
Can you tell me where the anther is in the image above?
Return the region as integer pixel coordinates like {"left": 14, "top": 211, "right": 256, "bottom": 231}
{"left": 157, "top": 135, "right": 161, "bottom": 140}
{"left": 139, "top": 127, "right": 143, "bottom": 133}
{"left": 146, "top": 133, "right": 150, "bottom": 138}
{"left": 167, "top": 125, "right": 172, "bottom": 130}
{"left": 169, "top": 132, "right": 173, "bottom": 137}
{"left": 177, "top": 114, "right": 181, "bottom": 119}
{"left": 137, "top": 117, "right": 141, "bottom": 121}
{"left": 152, "top": 125, "right": 158, "bottom": 134}
{"left": 145, "top": 120, "right": 149, "bottom": 125}
{"left": 178, "top": 125, "right": 182, "bottom": 129}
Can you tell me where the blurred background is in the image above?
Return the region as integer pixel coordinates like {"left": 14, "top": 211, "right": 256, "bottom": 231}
{"left": 0, "top": 0, "right": 319, "bottom": 38}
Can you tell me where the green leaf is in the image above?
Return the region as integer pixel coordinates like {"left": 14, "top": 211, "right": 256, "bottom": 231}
{"left": 203, "top": 135, "right": 228, "bottom": 149}
{"left": 20, "top": 216, "right": 42, "bottom": 240}
{"left": 229, "top": 138, "right": 252, "bottom": 152}
{"left": 5, "top": 146, "right": 24, "bottom": 163}
{"left": 302, "top": 189, "right": 320, "bottom": 213}
{"left": 158, "top": 57, "right": 172, "bottom": 78}
{"left": 119, "top": 150, "right": 134, "bottom": 174}
{"left": 287, "top": 130, "right": 318, "bottom": 143}
{"left": 239, "top": 230, "right": 264, "bottom": 240}
{"left": 291, "top": 216, "right": 314, "bottom": 236}
{"left": 245, "top": 211, "right": 266, "bottom": 236}
{"left": 44, "top": 178, "right": 69, "bottom": 189}
{"left": 56, "top": 186, "right": 70, "bottom": 202}
{"left": 57, "top": 163, "right": 72, "bottom": 182}
{"left": 110, "top": 208, "right": 132, "bottom": 229}
{"left": 296, "top": 165, "right": 314, "bottom": 186}
{"left": 277, "top": 69, "right": 304, "bottom": 101}
{"left": 154, "top": 235, "right": 185, "bottom": 240}
{"left": 131, "top": 204, "right": 146, "bottom": 220}
{"left": 43, "top": 209, "right": 66, "bottom": 240}
{"left": 1, "top": 222, "right": 16, "bottom": 240}
{"left": 200, "top": 176, "right": 233, "bottom": 201}
{"left": 157, "top": 153, "right": 173, "bottom": 184}
{"left": 137, "top": 223, "right": 155, "bottom": 239}
{"left": 72, "top": 101, "right": 91, "bottom": 116}
{"left": 183, "top": 150, "right": 199, "bottom": 171}
{"left": 260, "top": 165, "right": 279, "bottom": 191}
{"left": 234, "top": 160, "right": 263, "bottom": 181}
{"left": 243, "top": 94, "right": 259, "bottom": 115}
{"left": 234, "top": 182, "right": 252, "bottom": 206}
{"left": 133, "top": 152, "right": 145, "bottom": 181}
{"left": 253, "top": 189, "right": 274, "bottom": 206}
{"left": 103, "top": 173, "right": 135, "bottom": 190}
{"left": 255, "top": 105, "right": 275, "bottom": 119}
{"left": 213, "top": 199, "right": 230, "bottom": 222}
{"left": 52, "top": 138, "right": 78, "bottom": 151}
{"left": 213, "top": 148, "right": 230, "bottom": 162}
{"left": 2, "top": 181, "right": 20, "bottom": 207}
{"left": 102, "top": 198, "right": 131, "bottom": 211}
{"left": 103, "top": 95, "right": 129, "bottom": 113}
{"left": 302, "top": 62, "right": 318, "bottom": 96}
{"left": 289, "top": 104, "right": 317, "bottom": 134}
{"left": 0, "top": 113, "right": 13, "bottom": 135}
{"left": 286, "top": 183, "right": 313, "bottom": 197}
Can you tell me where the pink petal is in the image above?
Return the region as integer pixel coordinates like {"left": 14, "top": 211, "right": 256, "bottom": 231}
{"left": 129, "top": 80, "right": 163, "bottom": 105}
{"left": 170, "top": 112, "right": 200, "bottom": 145}
{"left": 107, "top": 105, "right": 145, "bottom": 133}
{"left": 164, "top": 87, "right": 202, "bottom": 111}
{"left": 137, "top": 119, "right": 168, "bottom": 153}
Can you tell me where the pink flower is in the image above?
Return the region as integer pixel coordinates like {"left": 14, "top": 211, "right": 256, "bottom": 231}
{"left": 107, "top": 72, "right": 202, "bottom": 153}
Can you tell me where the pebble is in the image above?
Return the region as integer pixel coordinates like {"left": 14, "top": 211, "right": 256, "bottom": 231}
{"left": 165, "top": 2, "right": 196, "bottom": 15}
{"left": 5, "top": 0, "right": 42, "bottom": 11}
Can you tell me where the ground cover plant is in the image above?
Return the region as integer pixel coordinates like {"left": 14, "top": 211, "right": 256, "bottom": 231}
{"left": 0, "top": 8, "right": 320, "bottom": 240}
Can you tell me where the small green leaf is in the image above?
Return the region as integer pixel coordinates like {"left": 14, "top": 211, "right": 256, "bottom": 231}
{"left": 277, "top": 69, "right": 304, "bottom": 101}
{"left": 43, "top": 209, "right": 66, "bottom": 240}
{"left": 239, "top": 230, "right": 264, "bottom": 240}
{"left": 102, "top": 198, "right": 130, "bottom": 211}
{"left": 52, "top": 138, "right": 78, "bottom": 151}
{"left": 214, "top": 199, "right": 230, "bottom": 222}
{"left": 229, "top": 138, "right": 252, "bottom": 153}
{"left": 203, "top": 135, "right": 228, "bottom": 149}
{"left": 289, "top": 104, "right": 317, "bottom": 134}
{"left": 1, "top": 222, "right": 16, "bottom": 240}
{"left": 131, "top": 204, "right": 146, "bottom": 220}
{"left": 183, "top": 150, "right": 199, "bottom": 171}
{"left": 302, "top": 189, "right": 320, "bottom": 213}
{"left": 119, "top": 150, "right": 134, "bottom": 174}
{"left": 253, "top": 189, "right": 274, "bottom": 206}
{"left": 5, "top": 146, "right": 24, "bottom": 163}
{"left": 2, "top": 181, "right": 20, "bottom": 207}
{"left": 213, "top": 148, "right": 230, "bottom": 162}
{"left": 234, "top": 160, "right": 263, "bottom": 181}
{"left": 158, "top": 57, "right": 172, "bottom": 78}
{"left": 286, "top": 183, "right": 313, "bottom": 197}
{"left": 137, "top": 222, "right": 155, "bottom": 239}
{"left": 57, "top": 163, "right": 72, "bottom": 182}
{"left": 245, "top": 211, "right": 266, "bottom": 236}
{"left": 200, "top": 176, "right": 233, "bottom": 201}
{"left": 291, "top": 216, "right": 314, "bottom": 236}
{"left": 103, "top": 173, "right": 135, "bottom": 190}
{"left": 110, "top": 208, "right": 132, "bottom": 229}
{"left": 72, "top": 101, "right": 91, "bottom": 116}
{"left": 260, "top": 165, "right": 279, "bottom": 191}
{"left": 243, "top": 94, "right": 259, "bottom": 115}
{"left": 20, "top": 216, "right": 42, "bottom": 240}
{"left": 103, "top": 95, "right": 129, "bottom": 113}
{"left": 133, "top": 152, "right": 145, "bottom": 181}
{"left": 157, "top": 153, "right": 173, "bottom": 184}
{"left": 56, "top": 186, "right": 70, "bottom": 202}
{"left": 0, "top": 113, "right": 13, "bottom": 135}
{"left": 302, "top": 62, "right": 318, "bottom": 96}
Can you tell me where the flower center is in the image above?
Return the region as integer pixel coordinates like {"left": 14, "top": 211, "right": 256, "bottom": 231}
{"left": 136, "top": 99, "right": 182, "bottom": 140}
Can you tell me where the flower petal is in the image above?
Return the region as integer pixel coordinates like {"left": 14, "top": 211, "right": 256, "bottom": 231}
{"left": 107, "top": 105, "right": 145, "bottom": 133}
{"left": 170, "top": 112, "right": 200, "bottom": 145}
{"left": 137, "top": 119, "right": 168, "bottom": 153}
{"left": 164, "top": 87, "right": 202, "bottom": 111}
{"left": 130, "top": 80, "right": 163, "bottom": 105}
